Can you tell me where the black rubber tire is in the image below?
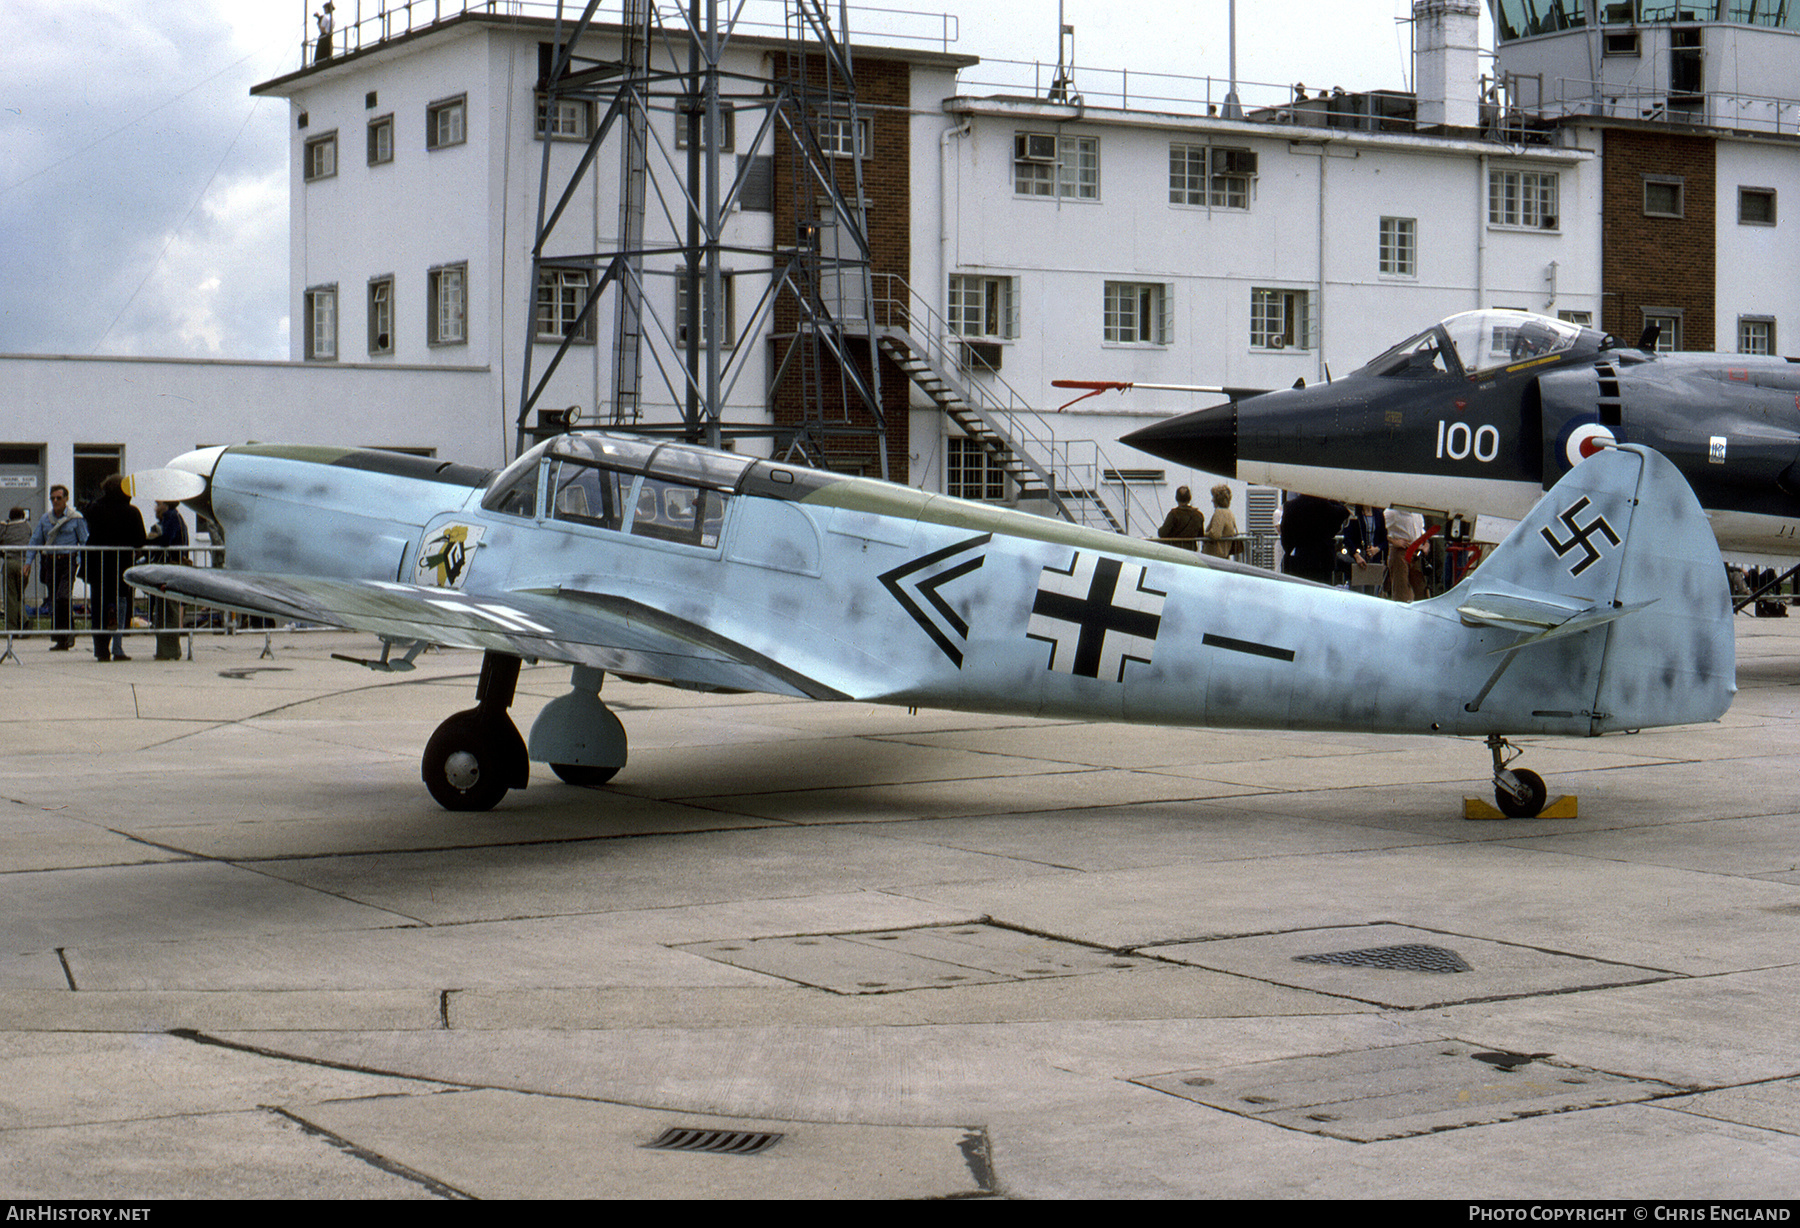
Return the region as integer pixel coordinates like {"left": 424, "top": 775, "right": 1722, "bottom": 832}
{"left": 422, "top": 711, "right": 512, "bottom": 812}
{"left": 551, "top": 762, "right": 620, "bottom": 787}
{"left": 1495, "top": 768, "right": 1548, "bottom": 819}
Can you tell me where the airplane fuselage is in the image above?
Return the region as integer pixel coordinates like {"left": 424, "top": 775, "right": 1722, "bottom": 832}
{"left": 183, "top": 433, "right": 1728, "bottom": 742}
{"left": 1123, "top": 310, "right": 1800, "bottom": 556}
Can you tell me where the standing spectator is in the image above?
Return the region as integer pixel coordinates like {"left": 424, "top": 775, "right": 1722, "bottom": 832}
{"left": 147, "top": 500, "right": 190, "bottom": 660}
{"left": 2, "top": 506, "right": 30, "bottom": 633}
{"left": 1158, "top": 486, "right": 1205, "bottom": 551}
{"left": 1280, "top": 494, "right": 1348, "bottom": 584}
{"left": 1385, "top": 506, "right": 1428, "bottom": 603}
{"left": 1341, "top": 504, "right": 1386, "bottom": 593}
{"left": 26, "top": 485, "right": 86, "bottom": 649}
{"left": 83, "top": 476, "right": 146, "bottom": 661}
{"left": 1203, "top": 483, "right": 1241, "bottom": 560}
{"left": 315, "top": 3, "right": 334, "bottom": 62}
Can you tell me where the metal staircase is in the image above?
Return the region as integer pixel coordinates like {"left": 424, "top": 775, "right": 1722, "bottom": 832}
{"left": 868, "top": 275, "right": 1159, "bottom": 535}
{"left": 875, "top": 327, "right": 1102, "bottom": 525}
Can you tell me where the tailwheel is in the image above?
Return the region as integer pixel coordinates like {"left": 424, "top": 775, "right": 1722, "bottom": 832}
{"left": 1487, "top": 734, "right": 1548, "bottom": 819}
{"left": 1495, "top": 768, "right": 1547, "bottom": 819}
{"left": 551, "top": 762, "right": 619, "bottom": 787}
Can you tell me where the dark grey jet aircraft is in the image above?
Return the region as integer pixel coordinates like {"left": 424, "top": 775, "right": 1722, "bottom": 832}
{"left": 1121, "top": 309, "right": 1800, "bottom": 557}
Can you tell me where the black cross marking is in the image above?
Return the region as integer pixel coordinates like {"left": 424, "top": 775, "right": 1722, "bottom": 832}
{"left": 1028, "top": 554, "right": 1164, "bottom": 681}
{"left": 1539, "top": 496, "right": 1620, "bottom": 577}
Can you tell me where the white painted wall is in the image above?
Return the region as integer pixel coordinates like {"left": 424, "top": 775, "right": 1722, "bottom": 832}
{"left": 0, "top": 353, "right": 497, "bottom": 519}
{"left": 1714, "top": 136, "right": 1800, "bottom": 354}
{"left": 913, "top": 97, "right": 1600, "bottom": 512}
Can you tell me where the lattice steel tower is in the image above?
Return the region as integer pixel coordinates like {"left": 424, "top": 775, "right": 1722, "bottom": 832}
{"left": 516, "top": 0, "right": 886, "bottom": 477}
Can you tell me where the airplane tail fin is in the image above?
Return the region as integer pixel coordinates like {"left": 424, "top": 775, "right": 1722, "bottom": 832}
{"left": 1433, "top": 444, "right": 1734, "bottom": 733}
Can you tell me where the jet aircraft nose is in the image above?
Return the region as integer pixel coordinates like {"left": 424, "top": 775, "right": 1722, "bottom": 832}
{"left": 1120, "top": 400, "right": 1239, "bottom": 478}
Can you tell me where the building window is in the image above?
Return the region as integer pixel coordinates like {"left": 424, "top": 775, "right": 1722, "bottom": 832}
{"left": 1168, "top": 144, "right": 1255, "bottom": 209}
{"left": 1210, "top": 147, "right": 1254, "bottom": 208}
{"left": 947, "top": 275, "right": 1017, "bottom": 340}
{"left": 1642, "top": 310, "right": 1681, "bottom": 353}
{"left": 536, "top": 94, "right": 594, "bottom": 141}
{"left": 535, "top": 267, "right": 594, "bottom": 343}
{"left": 675, "top": 103, "right": 736, "bottom": 151}
{"left": 1169, "top": 143, "right": 1206, "bottom": 205}
{"left": 1103, "top": 282, "right": 1170, "bottom": 345}
{"left": 1740, "top": 187, "right": 1777, "bottom": 225}
{"left": 1252, "top": 288, "right": 1310, "bottom": 350}
{"left": 1488, "top": 167, "right": 1558, "bottom": 229}
{"left": 674, "top": 271, "right": 736, "bottom": 348}
{"left": 1644, "top": 176, "right": 1684, "bottom": 218}
{"left": 1739, "top": 317, "right": 1775, "bottom": 355}
{"left": 303, "top": 132, "right": 338, "bottom": 181}
{"left": 1014, "top": 132, "right": 1098, "bottom": 200}
{"left": 367, "top": 115, "right": 393, "bottom": 166}
{"left": 368, "top": 277, "right": 394, "bottom": 355}
{"left": 427, "top": 96, "right": 466, "bottom": 150}
{"left": 304, "top": 285, "right": 337, "bottom": 360}
{"left": 428, "top": 263, "right": 467, "bottom": 346}
{"left": 814, "top": 113, "right": 869, "bottom": 159}
{"left": 1379, "top": 217, "right": 1417, "bottom": 276}
{"left": 1558, "top": 309, "right": 1594, "bottom": 327}
{"left": 947, "top": 437, "right": 1006, "bottom": 501}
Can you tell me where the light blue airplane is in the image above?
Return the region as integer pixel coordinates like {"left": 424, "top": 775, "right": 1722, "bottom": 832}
{"left": 126, "top": 433, "right": 1733, "bottom": 816}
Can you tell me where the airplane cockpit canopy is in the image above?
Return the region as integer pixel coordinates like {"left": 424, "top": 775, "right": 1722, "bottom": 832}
{"left": 481, "top": 430, "right": 851, "bottom": 521}
{"left": 1360, "top": 310, "right": 1607, "bottom": 380}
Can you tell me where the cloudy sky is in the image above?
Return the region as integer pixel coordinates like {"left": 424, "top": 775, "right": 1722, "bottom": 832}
{"left": 0, "top": 0, "right": 1447, "bottom": 361}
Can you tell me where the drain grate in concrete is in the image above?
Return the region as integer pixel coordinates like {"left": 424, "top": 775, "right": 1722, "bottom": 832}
{"left": 677, "top": 923, "right": 1148, "bottom": 994}
{"left": 1134, "top": 1040, "right": 1683, "bottom": 1142}
{"left": 1294, "top": 943, "right": 1473, "bottom": 974}
{"left": 1146, "top": 923, "right": 1672, "bottom": 1009}
{"left": 643, "top": 1128, "right": 783, "bottom": 1155}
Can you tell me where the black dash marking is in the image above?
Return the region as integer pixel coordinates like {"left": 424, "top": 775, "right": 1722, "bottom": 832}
{"left": 1202, "top": 633, "right": 1295, "bottom": 662}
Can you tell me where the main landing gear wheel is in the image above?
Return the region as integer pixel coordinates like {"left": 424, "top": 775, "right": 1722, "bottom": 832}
{"left": 421, "top": 652, "right": 530, "bottom": 812}
{"left": 530, "top": 666, "right": 628, "bottom": 789}
{"left": 423, "top": 710, "right": 514, "bottom": 811}
{"left": 551, "top": 762, "right": 619, "bottom": 787}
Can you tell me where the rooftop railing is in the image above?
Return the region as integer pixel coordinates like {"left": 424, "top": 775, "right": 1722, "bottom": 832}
{"left": 298, "top": 0, "right": 960, "bottom": 68}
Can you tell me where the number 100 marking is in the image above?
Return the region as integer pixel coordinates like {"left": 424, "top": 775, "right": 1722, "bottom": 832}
{"left": 1437, "top": 420, "right": 1500, "bottom": 462}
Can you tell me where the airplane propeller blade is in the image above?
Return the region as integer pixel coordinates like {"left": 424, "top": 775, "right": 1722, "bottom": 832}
{"left": 120, "top": 467, "right": 208, "bottom": 502}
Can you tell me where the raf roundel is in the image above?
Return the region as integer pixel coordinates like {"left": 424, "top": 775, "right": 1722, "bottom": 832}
{"left": 1560, "top": 420, "right": 1617, "bottom": 471}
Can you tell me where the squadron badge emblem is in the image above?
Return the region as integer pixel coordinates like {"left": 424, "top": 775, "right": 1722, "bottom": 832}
{"left": 416, "top": 522, "right": 484, "bottom": 589}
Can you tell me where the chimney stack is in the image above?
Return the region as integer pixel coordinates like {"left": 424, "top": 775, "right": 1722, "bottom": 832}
{"left": 1414, "top": 0, "right": 1482, "bottom": 129}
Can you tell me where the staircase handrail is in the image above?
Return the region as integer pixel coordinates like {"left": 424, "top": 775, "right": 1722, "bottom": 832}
{"left": 869, "top": 273, "right": 1162, "bottom": 535}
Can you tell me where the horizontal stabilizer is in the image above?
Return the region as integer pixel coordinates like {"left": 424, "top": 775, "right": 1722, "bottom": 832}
{"left": 1462, "top": 596, "right": 1654, "bottom": 653}
{"left": 1456, "top": 585, "right": 1595, "bottom": 633}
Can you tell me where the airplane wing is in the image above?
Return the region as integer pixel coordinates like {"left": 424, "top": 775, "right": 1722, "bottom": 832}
{"left": 124, "top": 563, "right": 846, "bottom": 700}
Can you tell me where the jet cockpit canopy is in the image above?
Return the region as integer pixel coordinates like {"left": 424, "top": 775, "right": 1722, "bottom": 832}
{"left": 1360, "top": 310, "right": 1609, "bottom": 380}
